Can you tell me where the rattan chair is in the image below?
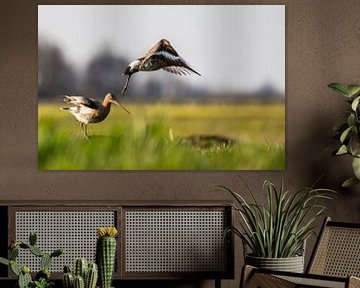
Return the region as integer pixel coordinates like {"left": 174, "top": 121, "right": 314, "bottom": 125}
{"left": 241, "top": 217, "right": 360, "bottom": 288}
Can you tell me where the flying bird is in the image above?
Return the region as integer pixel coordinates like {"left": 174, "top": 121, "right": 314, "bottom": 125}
{"left": 121, "top": 39, "right": 201, "bottom": 99}
{"left": 60, "top": 93, "right": 120, "bottom": 139}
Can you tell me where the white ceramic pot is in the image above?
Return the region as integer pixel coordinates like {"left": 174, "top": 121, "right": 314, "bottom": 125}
{"left": 245, "top": 254, "right": 305, "bottom": 273}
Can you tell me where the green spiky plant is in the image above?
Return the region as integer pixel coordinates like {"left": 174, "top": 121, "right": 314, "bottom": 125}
{"left": 96, "top": 227, "right": 118, "bottom": 288}
{"left": 62, "top": 259, "right": 98, "bottom": 288}
{"left": 0, "top": 232, "right": 63, "bottom": 288}
{"left": 221, "top": 179, "right": 335, "bottom": 258}
{"left": 328, "top": 83, "right": 360, "bottom": 187}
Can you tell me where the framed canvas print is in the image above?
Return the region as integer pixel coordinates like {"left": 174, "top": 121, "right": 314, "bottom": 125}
{"left": 38, "top": 5, "right": 285, "bottom": 170}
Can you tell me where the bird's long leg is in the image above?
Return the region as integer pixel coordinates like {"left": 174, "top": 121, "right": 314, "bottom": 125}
{"left": 84, "top": 124, "right": 89, "bottom": 139}
{"left": 80, "top": 122, "right": 89, "bottom": 140}
{"left": 121, "top": 74, "right": 131, "bottom": 98}
{"left": 80, "top": 122, "right": 84, "bottom": 136}
{"left": 118, "top": 75, "right": 132, "bottom": 114}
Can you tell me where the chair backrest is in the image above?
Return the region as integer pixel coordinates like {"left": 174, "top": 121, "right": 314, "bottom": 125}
{"left": 307, "top": 217, "right": 360, "bottom": 277}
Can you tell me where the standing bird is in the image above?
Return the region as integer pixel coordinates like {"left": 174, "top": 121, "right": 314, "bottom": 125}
{"left": 121, "top": 39, "right": 201, "bottom": 98}
{"left": 60, "top": 93, "right": 120, "bottom": 139}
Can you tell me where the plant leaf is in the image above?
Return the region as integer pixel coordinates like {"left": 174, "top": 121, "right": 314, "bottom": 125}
{"left": 347, "top": 114, "right": 356, "bottom": 128}
{"left": 223, "top": 180, "right": 335, "bottom": 258}
{"left": 347, "top": 85, "right": 360, "bottom": 97}
{"left": 349, "top": 135, "right": 360, "bottom": 157}
{"left": 10, "top": 261, "right": 20, "bottom": 276}
{"left": 342, "top": 177, "right": 360, "bottom": 188}
{"left": 352, "top": 157, "right": 360, "bottom": 179}
{"left": 328, "top": 83, "right": 350, "bottom": 97}
{"left": 351, "top": 96, "right": 360, "bottom": 111}
{"left": 0, "top": 257, "right": 9, "bottom": 266}
{"left": 336, "top": 145, "right": 348, "bottom": 155}
{"left": 340, "top": 126, "right": 353, "bottom": 143}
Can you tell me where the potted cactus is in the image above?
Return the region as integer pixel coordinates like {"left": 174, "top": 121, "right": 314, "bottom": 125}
{"left": 0, "top": 232, "right": 64, "bottom": 288}
{"left": 96, "top": 227, "right": 118, "bottom": 288}
{"left": 62, "top": 258, "right": 98, "bottom": 288}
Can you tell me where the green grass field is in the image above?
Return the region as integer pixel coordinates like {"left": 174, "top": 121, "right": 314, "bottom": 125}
{"left": 38, "top": 103, "right": 285, "bottom": 170}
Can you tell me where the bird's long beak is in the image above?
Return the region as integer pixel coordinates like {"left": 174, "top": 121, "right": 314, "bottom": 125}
{"left": 112, "top": 97, "right": 130, "bottom": 114}
{"left": 110, "top": 99, "right": 120, "bottom": 106}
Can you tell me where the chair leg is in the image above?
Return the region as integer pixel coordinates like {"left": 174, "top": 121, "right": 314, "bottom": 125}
{"left": 240, "top": 265, "right": 255, "bottom": 288}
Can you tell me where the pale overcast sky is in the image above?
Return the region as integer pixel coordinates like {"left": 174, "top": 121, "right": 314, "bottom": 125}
{"left": 38, "top": 5, "right": 285, "bottom": 94}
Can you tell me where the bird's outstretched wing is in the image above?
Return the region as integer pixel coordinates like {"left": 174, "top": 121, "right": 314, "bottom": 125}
{"left": 162, "top": 66, "right": 189, "bottom": 76}
{"left": 143, "top": 39, "right": 178, "bottom": 61}
{"left": 63, "top": 96, "right": 98, "bottom": 108}
{"left": 151, "top": 51, "right": 201, "bottom": 76}
{"left": 142, "top": 39, "right": 201, "bottom": 76}
{"left": 162, "top": 66, "right": 199, "bottom": 76}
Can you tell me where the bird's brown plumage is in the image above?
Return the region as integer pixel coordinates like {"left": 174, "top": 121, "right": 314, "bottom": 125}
{"left": 142, "top": 39, "right": 179, "bottom": 63}
{"left": 121, "top": 39, "right": 201, "bottom": 103}
{"left": 61, "top": 93, "right": 120, "bottom": 139}
{"left": 140, "top": 39, "right": 200, "bottom": 75}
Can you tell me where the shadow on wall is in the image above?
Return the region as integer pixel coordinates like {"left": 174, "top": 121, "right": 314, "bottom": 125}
{"left": 288, "top": 99, "right": 360, "bottom": 269}
{"left": 292, "top": 104, "right": 360, "bottom": 222}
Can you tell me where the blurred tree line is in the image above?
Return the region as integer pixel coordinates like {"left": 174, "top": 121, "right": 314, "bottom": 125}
{"left": 39, "top": 41, "right": 133, "bottom": 101}
{"left": 38, "top": 41, "right": 207, "bottom": 102}
{"left": 38, "top": 41, "right": 283, "bottom": 103}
